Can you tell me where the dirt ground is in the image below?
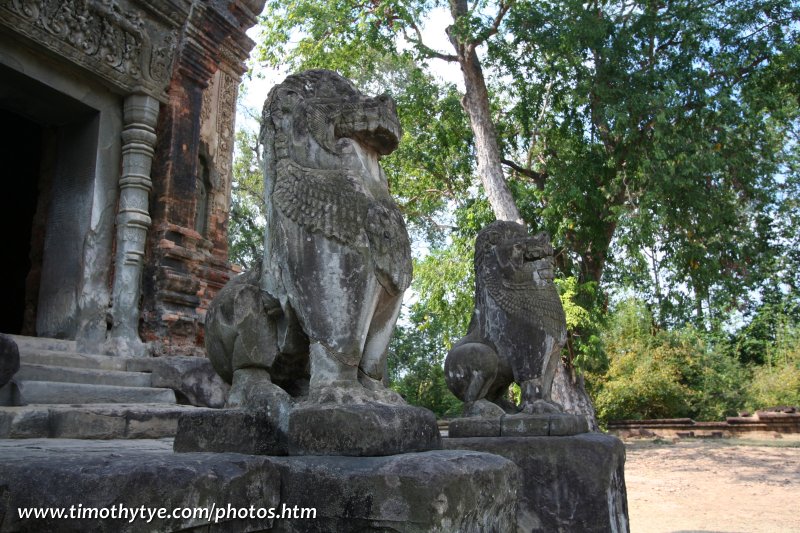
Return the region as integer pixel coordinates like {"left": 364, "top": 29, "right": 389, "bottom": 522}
{"left": 624, "top": 437, "right": 800, "bottom": 533}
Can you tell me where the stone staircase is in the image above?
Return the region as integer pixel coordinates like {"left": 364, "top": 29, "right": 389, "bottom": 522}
{"left": 0, "top": 335, "right": 215, "bottom": 439}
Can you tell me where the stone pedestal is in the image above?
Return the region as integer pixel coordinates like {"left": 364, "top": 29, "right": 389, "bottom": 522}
{"left": 0, "top": 439, "right": 518, "bottom": 532}
{"left": 449, "top": 413, "right": 589, "bottom": 438}
{"left": 174, "top": 403, "right": 442, "bottom": 457}
{"left": 444, "top": 433, "right": 629, "bottom": 533}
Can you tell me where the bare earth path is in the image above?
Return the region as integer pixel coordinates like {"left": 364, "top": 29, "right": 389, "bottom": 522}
{"left": 624, "top": 438, "right": 800, "bottom": 533}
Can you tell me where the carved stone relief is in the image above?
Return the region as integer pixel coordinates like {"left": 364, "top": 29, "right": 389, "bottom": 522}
{"left": 215, "top": 71, "right": 237, "bottom": 193}
{"left": 1, "top": 0, "right": 179, "bottom": 100}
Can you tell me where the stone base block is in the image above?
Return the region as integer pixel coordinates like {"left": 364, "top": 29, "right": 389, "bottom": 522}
{"left": 449, "top": 413, "right": 589, "bottom": 438}
{"left": 0, "top": 404, "right": 215, "bottom": 439}
{"left": 286, "top": 402, "right": 441, "bottom": 456}
{"left": 0, "top": 439, "right": 518, "bottom": 532}
{"left": 174, "top": 409, "right": 285, "bottom": 455}
{"left": 444, "top": 433, "right": 629, "bottom": 533}
{"left": 449, "top": 416, "right": 502, "bottom": 437}
{"left": 175, "top": 403, "right": 442, "bottom": 457}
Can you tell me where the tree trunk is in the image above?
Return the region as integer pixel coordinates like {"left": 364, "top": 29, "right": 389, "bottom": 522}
{"left": 447, "top": 0, "right": 598, "bottom": 429}
{"left": 551, "top": 362, "right": 600, "bottom": 431}
{"left": 447, "top": 0, "right": 521, "bottom": 223}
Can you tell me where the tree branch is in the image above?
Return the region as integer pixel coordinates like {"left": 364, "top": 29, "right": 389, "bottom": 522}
{"left": 403, "top": 22, "right": 459, "bottom": 62}
{"left": 501, "top": 158, "right": 547, "bottom": 189}
{"left": 473, "top": 0, "right": 515, "bottom": 47}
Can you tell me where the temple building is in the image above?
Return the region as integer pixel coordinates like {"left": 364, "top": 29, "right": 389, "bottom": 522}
{"left": 0, "top": 0, "right": 265, "bottom": 357}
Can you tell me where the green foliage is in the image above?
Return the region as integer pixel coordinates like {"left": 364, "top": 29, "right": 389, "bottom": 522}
{"left": 729, "top": 295, "right": 800, "bottom": 366}
{"left": 595, "top": 299, "right": 693, "bottom": 420}
{"left": 555, "top": 276, "right": 605, "bottom": 374}
{"left": 746, "top": 318, "right": 800, "bottom": 409}
{"left": 386, "top": 235, "right": 474, "bottom": 417}
{"left": 388, "top": 311, "right": 463, "bottom": 418}
{"left": 492, "top": 0, "right": 800, "bottom": 329}
{"left": 748, "top": 365, "right": 800, "bottom": 411}
{"left": 407, "top": 236, "right": 475, "bottom": 349}
{"left": 594, "top": 299, "right": 749, "bottom": 423}
{"left": 228, "top": 129, "right": 265, "bottom": 269}
{"left": 382, "top": 72, "right": 476, "bottom": 240}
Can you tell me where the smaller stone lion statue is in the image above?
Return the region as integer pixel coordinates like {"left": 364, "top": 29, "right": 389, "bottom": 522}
{"left": 445, "top": 221, "right": 567, "bottom": 417}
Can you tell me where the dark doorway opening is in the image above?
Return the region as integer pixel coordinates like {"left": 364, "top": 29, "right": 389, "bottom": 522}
{"left": 0, "top": 63, "right": 101, "bottom": 338}
{"left": 0, "top": 109, "right": 42, "bottom": 334}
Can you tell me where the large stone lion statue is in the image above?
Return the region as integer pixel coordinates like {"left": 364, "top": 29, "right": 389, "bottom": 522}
{"left": 206, "top": 70, "right": 412, "bottom": 410}
{"left": 445, "top": 221, "right": 567, "bottom": 417}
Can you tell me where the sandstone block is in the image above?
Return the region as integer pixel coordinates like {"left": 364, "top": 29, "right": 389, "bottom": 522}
{"left": 126, "top": 356, "right": 228, "bottom": 408}
{"left": 286, "top": 402, "right": 442, "bottom": 457}
{"left": 0, "top": 439, "right": 518, "bottom": 532}
{"left": 445, "top": 433, "right": 629, "bottom": 532}
{"left": 173, "top": 409, "right": 285, "bottom": 455}
{"left": 449, "top": 417, "right": 501, "bottom": 438}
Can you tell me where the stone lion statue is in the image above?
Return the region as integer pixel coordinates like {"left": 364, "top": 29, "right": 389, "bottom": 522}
{"left": 445, "top": 221, "right": 567, "bottom": 417}
{"left": 206, "top": 70, "right": 412, "bottom": 410}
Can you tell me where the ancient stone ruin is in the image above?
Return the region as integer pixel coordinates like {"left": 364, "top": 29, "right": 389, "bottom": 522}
{"left": 0, "top": 0, "right": 258, "bottom": 440}
{"left": 0, "top": 2, "right": 629, "bottom": 525}
{"left": 445, "top": 220, "right": 588, "bottom": 437}
{"left": 0, "top": 0, "right": 260, "bottom": 358}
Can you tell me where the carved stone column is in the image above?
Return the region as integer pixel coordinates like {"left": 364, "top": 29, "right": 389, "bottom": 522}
{"left": 108, "top": 93, "right": 160, "bottom": 356}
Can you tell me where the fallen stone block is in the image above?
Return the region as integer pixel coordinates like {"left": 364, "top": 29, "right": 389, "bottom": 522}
{"left": 126, "top": 356, "right": 229, "bottom": 408}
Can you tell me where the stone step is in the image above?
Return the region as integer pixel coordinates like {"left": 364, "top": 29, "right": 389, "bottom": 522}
{"left": 0, "top": 403, "right": 214, "bottom": 439}
{"left": 18, "top": 348, "right": 129, "bottom": 371}
{"left": 15, "top": 364, "right": 152, "bottom": 388}
{"left": 6, "top": 334, "right": 76, "bottom": 353}
{"left": 15, "top": 381, "right": 176, "bottom": 405}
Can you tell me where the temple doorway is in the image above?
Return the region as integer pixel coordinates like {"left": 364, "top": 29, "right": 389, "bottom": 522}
{"left": 0, "top": 108, "right": 41, "bottom": 334}
{"left": 0, "top": 63, "right": 100, "bottom": 338}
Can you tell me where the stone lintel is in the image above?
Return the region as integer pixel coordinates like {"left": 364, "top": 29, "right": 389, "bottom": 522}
{"left": 0, "top": 0, "right": 183, "bottom": 103}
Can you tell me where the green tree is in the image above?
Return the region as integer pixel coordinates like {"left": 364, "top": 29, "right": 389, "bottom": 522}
{"left": 739, "top": 297, "right": 800, "bottom": 409}
{"left": 594, "top": 298, "right": 748, "bottom": 423}
{"left": 492, "top": 0, "right": 800, "bottom": 329}
{"left": 228, "top": 128, "right": 265, "bottom": 269}
{"left": 388, "top": 313, "right": 464, "bottom": 417}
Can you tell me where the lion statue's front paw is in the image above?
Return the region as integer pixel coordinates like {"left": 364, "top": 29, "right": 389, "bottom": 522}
{"left": 520, "top": 398, "right": 564, "bottom": 415}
